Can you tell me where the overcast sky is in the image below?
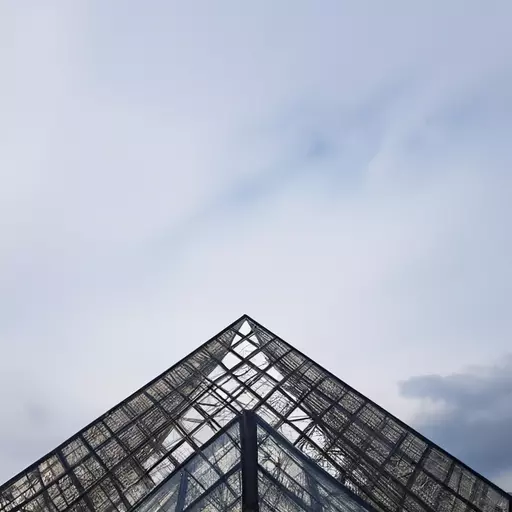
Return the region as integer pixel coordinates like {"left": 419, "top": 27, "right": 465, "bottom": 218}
{"left": 1, "top": 0, "right": 512, "bottom": 491}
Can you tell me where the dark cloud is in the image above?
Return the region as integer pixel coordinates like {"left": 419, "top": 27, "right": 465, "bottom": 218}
{"left": 400, "top": 355, "right": 512, "bottom": 480}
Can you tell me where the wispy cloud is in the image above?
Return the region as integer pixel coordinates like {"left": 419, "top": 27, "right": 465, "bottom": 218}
{"left": 1, "top": 0, "right": 512, "bottom": 486}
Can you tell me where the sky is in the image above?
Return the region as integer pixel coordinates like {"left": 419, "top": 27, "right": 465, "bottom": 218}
{"left": 1, "top": 0, "right": 512, "bottom": 492}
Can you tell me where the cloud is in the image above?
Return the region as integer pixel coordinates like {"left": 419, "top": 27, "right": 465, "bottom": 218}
{"left": 1, "top": 0, "right": 512, "bottom": 488}
{"left": 400, "top": 356, "right": 512, "bottom": 487}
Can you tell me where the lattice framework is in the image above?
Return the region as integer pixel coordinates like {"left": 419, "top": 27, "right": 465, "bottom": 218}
{"left": 0, "top": 315, "right": 509, "bottom": 512}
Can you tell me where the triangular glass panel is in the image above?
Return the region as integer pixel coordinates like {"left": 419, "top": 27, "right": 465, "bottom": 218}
{"left": 132, "top": 413, "right": 373, "bottom": 512}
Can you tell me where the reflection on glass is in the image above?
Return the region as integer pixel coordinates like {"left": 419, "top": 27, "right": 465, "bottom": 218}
{"left": 133, "top": 416, "right": 373, "bottom": 512}
{"left": 134, "top": 423, "right": 241, "bottom": 512}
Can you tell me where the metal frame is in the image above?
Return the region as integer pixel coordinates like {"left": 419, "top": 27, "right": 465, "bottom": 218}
{"left": 0, "top": 315, "right": 510, "bottom": 512}
{"left": 240, "top": 411, "right": 258, "bottom": 512}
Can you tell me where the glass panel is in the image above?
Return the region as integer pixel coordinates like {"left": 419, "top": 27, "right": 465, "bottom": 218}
{"left": 257, "top": 422, "right": 373, "bottom": 512}
{"left": 134, "top": 473, "right": 181, "bottom": 512}
{"left": 133, "top": 423, "right": 241, "bottom": 512}
{"left": 258, "top": 471, "right": 307, "bottom": 512}
{"left": 186, "top": 471, "right": 241, "bottom": 512}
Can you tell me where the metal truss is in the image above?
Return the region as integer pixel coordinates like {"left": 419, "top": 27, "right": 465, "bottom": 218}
{"left": 0, "top": 315, "right": 510, "bottom": 512}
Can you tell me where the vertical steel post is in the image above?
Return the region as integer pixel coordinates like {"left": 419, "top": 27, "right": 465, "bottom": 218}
{"left": 175, "top": 471, "right": 188, "bottom": 512}
{"left": 241, "top": 411, "right": 259, "bottom": 512}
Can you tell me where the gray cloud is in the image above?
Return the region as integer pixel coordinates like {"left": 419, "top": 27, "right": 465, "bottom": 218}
{"left": 400, "top": 356, "right": 512, "bottom": 482}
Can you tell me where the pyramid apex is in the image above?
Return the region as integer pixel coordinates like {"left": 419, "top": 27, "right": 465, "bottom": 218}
{"left": 1, "top": 316, "right": 509, "bottom": 512}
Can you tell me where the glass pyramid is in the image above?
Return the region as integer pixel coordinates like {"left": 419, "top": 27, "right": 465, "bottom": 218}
{"left": 0, "top": 315, "right": 509, "bottom": 512}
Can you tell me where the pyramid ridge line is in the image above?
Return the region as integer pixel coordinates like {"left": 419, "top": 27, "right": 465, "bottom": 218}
{"left": 0, "top": 314, "right": 249, "bottom": 491}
